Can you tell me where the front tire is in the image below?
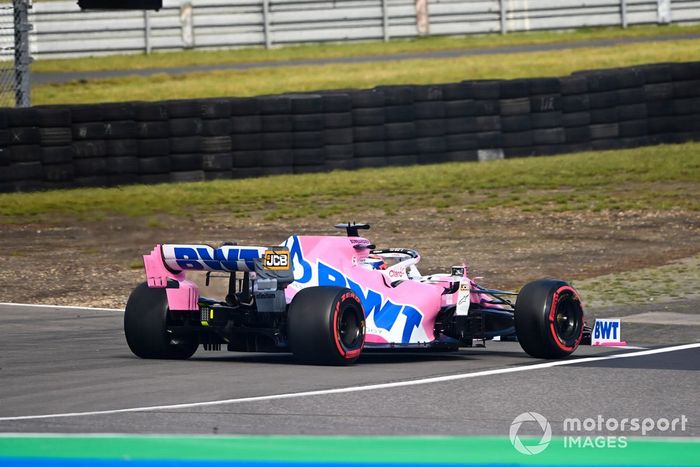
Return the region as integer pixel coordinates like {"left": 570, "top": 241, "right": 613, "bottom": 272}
{"left": 514, "top": 279, "right": 584, "bottom": 359}
{"left": 287, "top": 286, "right": 365, "bottom": 365}
{"left": 124, "top": 282, "right": 199, "bottom": 360}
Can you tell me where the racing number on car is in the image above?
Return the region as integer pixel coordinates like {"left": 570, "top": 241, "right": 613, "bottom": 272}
{"left": 264, "top": 250, "right": 290, "bottom": 270}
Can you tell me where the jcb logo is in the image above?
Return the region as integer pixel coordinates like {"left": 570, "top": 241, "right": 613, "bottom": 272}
{"left": 264, "top": 250, "right": 290, "bottom": 270}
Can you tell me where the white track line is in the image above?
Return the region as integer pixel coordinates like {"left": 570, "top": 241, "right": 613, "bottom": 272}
{"left": 1, "top": 342, "right": 698, "bottom": 422}
{"left": 0, "top": 302, "right": 122, "bottom": 312}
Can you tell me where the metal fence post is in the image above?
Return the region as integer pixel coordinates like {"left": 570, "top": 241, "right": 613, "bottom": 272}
{"left": 262, "top": 0, "right": 271, "bottom": 49}
{"left": 500, "top": 0, "right": 507, "bottom": 34}
{"left": 657, "top": 0, "right": 671, "bottom": 24}
{"left": 144, "top": 10, "right": 152, "bottom": 54}
{"left": 620, "top": 0, "right": 627, "bottom": 28}
{"left": 381, "top": 0, "right": 389, "bottom": 42}
{"left": 415, "top": 0, "right": 429, "bottom": 36}
{"left": 13, "top": 0, "right": 31, "bottom": 107}
{"left": 180, "top": 3, "right": 194, "bottom": 49}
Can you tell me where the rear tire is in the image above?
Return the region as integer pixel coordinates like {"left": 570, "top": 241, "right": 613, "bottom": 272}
{"left": 288, "top": 286, "right": 365, "bottom": 365}
{"left": 514, "top": 279, "right": 584, "bottom": 359}
{"left": 124, "top": 283, "right": 199, "bottom": 359}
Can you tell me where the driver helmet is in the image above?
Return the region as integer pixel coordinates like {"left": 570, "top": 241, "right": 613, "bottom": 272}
{"left": 362, "top": 254, "right": 387, "bottom": 270}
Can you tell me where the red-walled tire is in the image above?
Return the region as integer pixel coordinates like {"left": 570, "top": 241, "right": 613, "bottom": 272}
{"left": 288, "top": 286, "right": 365, "bottom": 365}
{"left": 515, "top": 279, "right": 584, "bottom": 359}
{"left": 124, "top": 283, "right": 199, "bottom": 360}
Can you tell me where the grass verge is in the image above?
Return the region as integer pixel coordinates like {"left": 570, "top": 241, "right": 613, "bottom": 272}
{"left": 574, "top": 255, "right": 700, "bottom": 309}
{"left": 33, "top": 38, "right": 700, "bottom": 104}
{"left": 31, "top": 23, "right": 700, "bottom": 74}
{"left": 1, "top": 142, "right": 698, "bottom": 224}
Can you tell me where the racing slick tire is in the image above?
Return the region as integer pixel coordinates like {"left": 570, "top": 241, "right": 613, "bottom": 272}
{"left": 124, "top": 283, "right": 199, "bottom": 360}
{"left": 514, "top": 279, "right": 584, "bottom": 359}
{"left": 288, "top": 286, "right": 365, "bottom": 365}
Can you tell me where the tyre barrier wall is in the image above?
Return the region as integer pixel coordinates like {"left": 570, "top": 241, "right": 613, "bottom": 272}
{"left": 1, "top": 61, "right": 699, "bottom": 193}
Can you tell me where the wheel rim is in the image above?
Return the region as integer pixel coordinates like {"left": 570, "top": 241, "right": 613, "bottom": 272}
{"left": 338, "top": 305, "right": 363, "bottom": 350}
{"left": 553, "top": 292, "right": 583, "bottom": 347}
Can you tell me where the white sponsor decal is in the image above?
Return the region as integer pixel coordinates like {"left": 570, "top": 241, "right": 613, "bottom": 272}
{"left": 455, "top": 280, "right": 470, "bottom": 316}
{"left": 592, "top": 318, "right": 622, "bottom": 346}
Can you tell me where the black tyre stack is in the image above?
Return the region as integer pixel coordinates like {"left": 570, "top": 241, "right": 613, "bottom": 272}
{"left": 500, "top": 77, "right": 566, "bottom": 157}
{"left": 1, "top": 107, "right": 43, "bottom": 192}
{"left": 103, "top": 103, "right": 139, "bottom": 186}
{"left": 379, "top": 85, "right": 413, "bottom": 168}
{"left": 530, "top": 78, "right": 565, "bottom": 155}
{"left": 200, "top": 99, "right": 233, "bottom": 181}
{"left": 560, "top": 74, "right": 592, "bottom": 154}
{"left": 291, "top": 94, "right": 325, "bottom": 173}
{"left": 1, "top": 61, "right": 699, "bottom": 194}
{"left": 443, "top": 82, "right": 478, "bottom": 162}
{"left": 37, "top": 106, "right": 74, "bottom": 189}
{"left": 351, "top": 88, "right": 385, "bottom": 169}
{"left": 0, "top": 109, "right": 8, "bottom": 190}
{"left": 641, "top": 64, "right": 673, "bottom": 145}
{"left": 414, "top": 85, "right": 447, "bottom": 165}
{"left": 601, "top": 68, "right": 649, "bottom": 150}
{"left": 231, "top": 97, "right": 267, "bottom": 178}
{"left": 136, "top": 101, "right": 171, "bottom": 185}
{"left": 257, "top": 95, "right": 293, "bottom": 176}
{"left": 668, "top": 62, "right": 700, "bottom": 142}
{"left": 499, "top": 78, "right": 534, "bottom": 157}
{"left": 566, "top": 67, "right": 648, "bottom": 152}
{"left": 584, "top": 69, "right": 630, "bottom": 150}
{"left": 71, "top": 104, "right": 108, "bottom": 187}
{"left": 322, "top": 93, "right": 354, "bottom": 171}
{"left": 470, "top": 80, "right": 502, "bottom": 158}
{"left": 646, "top": 62, "right": 700, "bottom": 144}
{"left": 167, "top": 100, "right": 204, "bottom": 183}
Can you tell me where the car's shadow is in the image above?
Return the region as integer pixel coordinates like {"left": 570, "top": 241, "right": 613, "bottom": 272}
{"left": 183, "top": 347, "right": 535, "bottom": 366}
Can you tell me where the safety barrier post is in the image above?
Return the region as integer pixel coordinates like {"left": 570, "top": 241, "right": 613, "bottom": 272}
{"left": 500, "top": 0, "right": 507, "bottom": 34}
{"left": 262, "top": 0, "right": 271, "bottom": 49}
{"left": 382, "top": 0, "right": 389, "bottom": 42}
{"left": 144, "top": 10, "right": 152, "bottom": 54}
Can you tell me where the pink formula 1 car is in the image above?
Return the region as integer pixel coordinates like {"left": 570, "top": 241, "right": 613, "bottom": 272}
{"left": 125, "top": 223, "right": 587, "bottom": 365}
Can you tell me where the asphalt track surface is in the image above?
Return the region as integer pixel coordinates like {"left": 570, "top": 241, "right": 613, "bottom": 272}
{"left": 0, "top": 303, "right": 698, "bottom": 437}
{"left": 32, "top": 33, "right": 700, "bottom": 85}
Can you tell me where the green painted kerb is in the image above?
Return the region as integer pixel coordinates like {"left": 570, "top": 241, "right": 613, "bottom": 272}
{"left": 0, "top": 436, "right": 698, "bottom": 465}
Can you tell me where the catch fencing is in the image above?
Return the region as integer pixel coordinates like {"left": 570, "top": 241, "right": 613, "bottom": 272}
{"left": 0, "top": 2, "right": 13, "bottom": 107}
{"left": 0, "top": 61, "right": 699, "bottom": 192}
{"left": 0, "top": 0, "right": 30, "bottom": 107}
{"left": 4, "top": 0, "right": 699, "bottom": 58}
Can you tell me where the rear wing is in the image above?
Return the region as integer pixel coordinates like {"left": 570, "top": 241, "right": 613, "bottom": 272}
{"left": 161, "top": 244, "right": 268, "bottom": 273}
{"left": 141, "top": 244, "right": 292, "bottom": 311}
{"left": 144, "top": 244, "right": 291, "bottom": 281}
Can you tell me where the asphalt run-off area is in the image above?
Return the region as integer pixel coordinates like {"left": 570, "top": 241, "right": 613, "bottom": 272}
{"left": 0, "top": 302, "right": 697, "bottom": 465}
